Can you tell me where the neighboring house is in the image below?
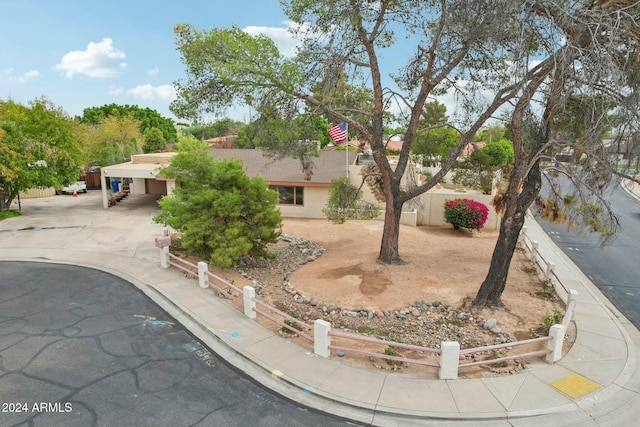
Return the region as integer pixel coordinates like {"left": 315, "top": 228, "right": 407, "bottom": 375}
{"left": 462, "top": 141, "right": 486, "bottom": 157}
{"left": 205, "top": 135, "right": 238, "bottom": 148}
{"left": 385, "top": 138, "right": 403, "bottom": 152}
{"left": 332, "top": 138, "right": 403, "bottom": 152}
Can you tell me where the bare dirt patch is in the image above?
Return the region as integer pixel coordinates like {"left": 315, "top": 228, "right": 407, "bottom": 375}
{"left": 176, "top": 218, "right": 571, "bottom": 378}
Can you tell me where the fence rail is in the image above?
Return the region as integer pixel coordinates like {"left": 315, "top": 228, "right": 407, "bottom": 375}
{"left": 158, "top": 221, "right": 577, "bottom": 379}
{"left": 253, "top": 299, "right": 314, "bottom": 342}
{"left": 167, "top": 252, "right": 198, "bottom": 277}
{"left": 328, "top": 345, "right": 441, "bottom": 368}
{"left": 460, "top": 349, "right": 552, "bottom": 369}
{"left": 327, "top": 328, "right": 441, "bottom": 368}
{"left": 519, "top": 219, "right": 570, "bottom": 302}
{"left": 204, "top": 269, "right": 242, "bottom": 303}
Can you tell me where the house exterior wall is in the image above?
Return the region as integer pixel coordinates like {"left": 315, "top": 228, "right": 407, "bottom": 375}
{"left": 166, "top": 180, "right": 176, "bottom": 195}
{"left": 417, "top": 191, "right": 500, "bottom": 230}
{"left": 131, "top": 178, "right": 147, "bottom": 195}
{"left": 277, "top": 186, "right": 328, "bottom": 219}
{"left": 349, "top": 164, "right": 501, "bottom": 230}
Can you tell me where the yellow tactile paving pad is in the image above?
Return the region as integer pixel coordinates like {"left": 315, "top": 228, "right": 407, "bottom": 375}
{"left": 551, "top": 373, "right": 600, "bottom": 399}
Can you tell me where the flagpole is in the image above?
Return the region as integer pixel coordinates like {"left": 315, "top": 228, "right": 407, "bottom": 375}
{"left": 345, "top": 123, "right": 349, "bottom": 178}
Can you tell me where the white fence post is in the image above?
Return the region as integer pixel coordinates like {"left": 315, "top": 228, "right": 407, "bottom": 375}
{"left": 198, "top": 261, "right": 208, "bottom": 289}
{"left": 314, "top": 319, "right": 331, "bottom": 358}
{"left": 545, "top": 261, "right": 556, "bottom": 280}
{"left": 160, "top": 246, "right": 169, "bottom": 269}
{"left": 546, "top": 324, "right": 566, "bottom": 363}
{"left": 568, "top": 289, "right": 578, "bottom": 305}
{"left": 519, "top": 226, "right": 527, "bottom": 243}
{"left": 159, "top": 227, "right": 170, "bottom": 269}
{"left": 439, "top": 341, "right": 460, "bottom": 379}
{"left": 243, "top": 286, "right": 256, "bottom": 319}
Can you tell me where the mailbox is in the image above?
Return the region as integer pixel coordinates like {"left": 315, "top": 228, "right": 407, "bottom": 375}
{"left": 155, "top": 236, "right": 172, "bottom": 248}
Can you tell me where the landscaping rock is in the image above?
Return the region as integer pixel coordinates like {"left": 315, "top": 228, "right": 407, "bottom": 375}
{"left": 484, "top": 318, "right": 498, "bottom": 329}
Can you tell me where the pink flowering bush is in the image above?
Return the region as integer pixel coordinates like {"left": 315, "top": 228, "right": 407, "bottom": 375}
{"left": 444, "top": 198, "right": 489, "bottom": 231}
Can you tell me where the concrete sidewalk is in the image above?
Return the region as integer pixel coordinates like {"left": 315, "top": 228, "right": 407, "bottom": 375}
{"left": 621, "top": 177, "right": 640, "bottom": 201}
{"left": 1, "top": 192, "right": 639, "bottom": 426}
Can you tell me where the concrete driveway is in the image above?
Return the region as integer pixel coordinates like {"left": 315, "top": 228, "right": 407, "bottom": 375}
{"left": 1, "top": 192, "right": 163, "bottom": 261}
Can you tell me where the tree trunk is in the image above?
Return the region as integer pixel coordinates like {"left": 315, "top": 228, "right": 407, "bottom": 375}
{"left": 473, "top": 48, "right": 560, "bottom": 308}
{"left": 378, "top": 193, "right": 405, "bottom": 264}
{"left": 475, "top": 212, "right": 525, "bottom": 307}
{"left": 0, "top": 183, "right": 16, "bottom": 212}
{"left": 475, "top": 160, "right": 542, "bottom": 308}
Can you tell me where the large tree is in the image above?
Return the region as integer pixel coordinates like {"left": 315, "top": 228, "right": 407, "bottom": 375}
{"left": 410, "top": 101, "right": 461, "bottom": 167}
{"left": 475, "top": 0, "right": 640, "bottom": 307}
{"left": 77, "top": 114, "right": 143, "bottom": 166}
{"left": 0, "top": 98, "right": 83, "bottom": 211}
{"left": 182, "top": 118, "right": 246, "bottom": 141}
{"left": 171, "top": 1, "right": 532, "bottom": 264}
{"left": 142, "top": 127, "right": 167, "bottom": 153}
{"left": 81, "top": 103, "right": 177, "bottom": 142}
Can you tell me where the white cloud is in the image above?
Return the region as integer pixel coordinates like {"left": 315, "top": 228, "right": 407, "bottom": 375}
{"left": 243, "top": 21, "right": 300, "bottom": 58}
{"left": 54, "top": 38, "right": 127, "bottom": 78}
{"left": 148, "top": 66, "right": 159, "bottom": 76}
{"left": 107, "top": 84, "right": 124, "bottom": 95}
{"left": 126, "top": 84, "right": 175, "bottom": 100}
{"left": 17, "top": 70, "right": 41, "bottom": 83}
{"left": 2, "top": 68, "right": 41, "bottom": 83}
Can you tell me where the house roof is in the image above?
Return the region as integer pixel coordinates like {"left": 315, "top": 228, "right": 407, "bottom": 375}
{"left": 205, "top": 135, "right": 238, "bottom": 148}
{"left": 326, "top": 139, "right": 403, "bottom": 152}
{"left": 208, "top": 148, "right": 357, "bottom": 185}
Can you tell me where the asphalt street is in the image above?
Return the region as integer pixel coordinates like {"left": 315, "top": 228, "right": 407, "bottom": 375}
{"left": 536, "top": 178, "right": 640, "bottom": 328}
{"left": 0, "top": 261, "right": 355, "bottom": 427}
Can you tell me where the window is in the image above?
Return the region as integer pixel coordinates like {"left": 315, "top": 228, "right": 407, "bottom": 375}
{"left": 270, "top": 185, "right": 303, "bottom": 206}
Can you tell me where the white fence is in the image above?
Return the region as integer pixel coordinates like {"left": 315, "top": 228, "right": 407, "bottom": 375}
{"left": 158, "top": 224, "right": 577, "bottom": 379}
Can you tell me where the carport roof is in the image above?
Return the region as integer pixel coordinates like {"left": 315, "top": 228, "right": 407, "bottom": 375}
{"left": 101, "top": 158, "right": 174, "bottom": 179}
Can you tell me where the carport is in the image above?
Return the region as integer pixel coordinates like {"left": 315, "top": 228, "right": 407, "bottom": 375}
{"left": 100, "top": 153, "right": 177, "bottom": 209}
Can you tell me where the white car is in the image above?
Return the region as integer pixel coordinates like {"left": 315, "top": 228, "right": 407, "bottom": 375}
{"left": 59, "top": 181, "right": 88, "bottom": 195}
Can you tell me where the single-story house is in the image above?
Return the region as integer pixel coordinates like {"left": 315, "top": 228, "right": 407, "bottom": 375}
{"left": 100, "top": 147, "right": 501, "bottom": 229}
{"left": 100, "top": 149, "right": 357, "bottom": 219}
{"left": 207, "top": 148, "right": 356, "bottom": 218}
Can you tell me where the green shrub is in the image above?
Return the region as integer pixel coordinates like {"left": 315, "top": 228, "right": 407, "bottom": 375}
{"left": 544, "top": 310, "right": 563, "bottom": 327}
{"left": 284, "top": 311, "right": 302, "bottom": 331}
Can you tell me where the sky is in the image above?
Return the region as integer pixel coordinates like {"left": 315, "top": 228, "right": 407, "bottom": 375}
{"left": 0, "top": 0, "right": 492, "bottom": 127}
{"left": 0, "top": 0, "right": 299, "bottom": 123}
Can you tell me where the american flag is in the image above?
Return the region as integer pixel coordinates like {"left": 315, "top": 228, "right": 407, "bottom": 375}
{"left": 328, "top": 122, "right": 347, "bottom": 142}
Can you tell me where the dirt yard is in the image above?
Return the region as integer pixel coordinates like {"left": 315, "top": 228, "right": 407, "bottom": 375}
{"left": 280, "top": 219, "right": 561, "bottom": 330}
{"left": 188, "top": 218, "right": 569, "bottom": 377}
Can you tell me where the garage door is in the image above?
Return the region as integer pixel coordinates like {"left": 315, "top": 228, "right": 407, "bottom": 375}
{"left": 145, "top": 179, "right": 167, "bottom": 195}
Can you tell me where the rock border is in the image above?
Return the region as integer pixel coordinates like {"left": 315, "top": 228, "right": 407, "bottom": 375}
{"left": 234, "top": 234, "right": 513, "bottom": 343}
